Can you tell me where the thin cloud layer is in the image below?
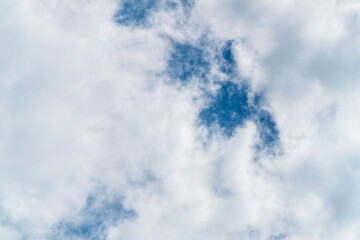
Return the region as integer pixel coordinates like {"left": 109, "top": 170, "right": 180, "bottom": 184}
{"left": 1, "top": 0, "right": 360, "bottom": 239}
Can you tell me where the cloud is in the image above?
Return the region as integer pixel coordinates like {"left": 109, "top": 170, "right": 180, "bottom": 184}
{"left": 50, "top": 188, "right": 136, "bottom": 240}
{"left": 2, "top": 0, "right": 360, "bottom": 239}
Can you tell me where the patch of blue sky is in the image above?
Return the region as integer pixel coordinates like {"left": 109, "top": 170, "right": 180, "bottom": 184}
{"left": 218, "top": 40, "right": 237, "bottom": 77}
{"left": 199, "top": 81, "right": 251, "bottom": 137}
{"left": 167, "top": 41, "right": 210, "bottom": 83}
{"left": 199, "top": 81, "right": 280, "bottom": 153}
{"left": 192, "top": 37, "right": 280, "bottom": 153}
{"left": 255, "top": 109, "right": 280, "bottom": 152}
{"left": 252, "top": 92, "right": 280, "bottom": 153}
{"left": 114, "top": 0, "right": 194, "bottom": 27}
{"left": 114, "top": 0, "right": 159, "bottom": 27}
{"left": 50, "top": 194, "right": 136, "bottom": 240}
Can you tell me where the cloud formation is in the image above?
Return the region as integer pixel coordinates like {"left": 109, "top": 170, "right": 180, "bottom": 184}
{"left": 2, "top": 0, "right": 360, "bottom": 239}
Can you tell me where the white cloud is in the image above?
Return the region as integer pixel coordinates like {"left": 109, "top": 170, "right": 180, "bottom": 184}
{"left": 2, "top": 0, "right": 360, "bottom": 239}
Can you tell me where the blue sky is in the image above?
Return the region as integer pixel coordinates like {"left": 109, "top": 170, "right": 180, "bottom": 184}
{"left": 2, "top": 0, "right": 360, "bottom": 239}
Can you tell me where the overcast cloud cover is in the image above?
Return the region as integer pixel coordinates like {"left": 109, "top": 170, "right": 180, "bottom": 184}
{"left": 2, "top": 0, "right": 360, "bottom": 239}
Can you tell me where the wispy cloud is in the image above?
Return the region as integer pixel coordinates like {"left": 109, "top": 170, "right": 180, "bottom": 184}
{"left": 2, "top": 0, "right": 360, "bottom": 239}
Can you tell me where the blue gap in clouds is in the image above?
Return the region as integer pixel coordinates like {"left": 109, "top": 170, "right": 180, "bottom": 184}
{"left": 167, "top": 41, "right": 210, "bottom": 83}
{"left": 165, "top": 0, "right": 192, "bottom": 10}
{"left": 114, "top": 0, "right": 158, "bottom": 26}
{"left": 199, "top": 40, "right": 244, "bottom": 137}
{"left": 114, "top": 0, "right": 195, "bottom": 27}
{"left": 218, "top": 40, "right": 237, "bottom": 76}
{"left": 50, "top": 195, "right": 136, "bottom": 240}
{"left": 255, "top": 108, "right": 280, "bottom": 152}
{"left": 199, "top": 81, "right": 251, "bottom": 137}
{"left": 198, "top": 40, "right": 279, "bottom": 152}
{"left": 199, "top": 82, "right": 280, "bottom": 151}
{"left": 253, "top": 93, "right": 280, "bottom": 152}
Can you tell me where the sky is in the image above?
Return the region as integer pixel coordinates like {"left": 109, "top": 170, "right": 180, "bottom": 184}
{"left": 1, "top": 0, "right": 360, "bottom": 239}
